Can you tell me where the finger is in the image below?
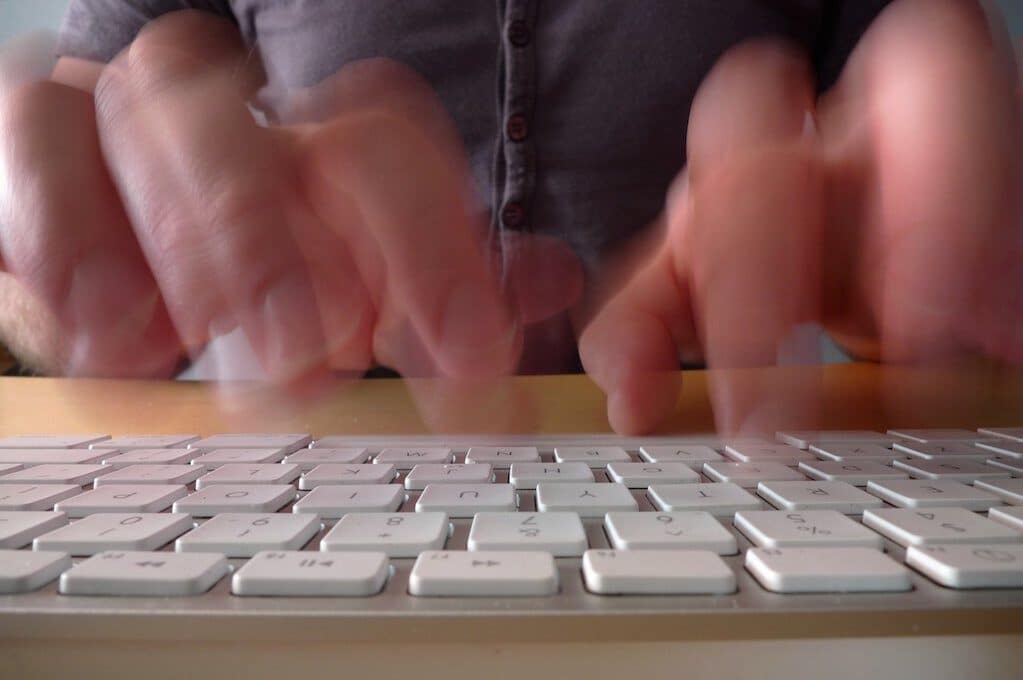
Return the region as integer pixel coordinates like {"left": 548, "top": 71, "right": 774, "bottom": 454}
{"left": 94, "top": 11, "right": 329, "bottom": 389}
{"left": 0, "top": 79, "right": 180, "bottom": 376}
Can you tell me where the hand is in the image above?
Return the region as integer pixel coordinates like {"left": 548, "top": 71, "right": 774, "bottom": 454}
{"left": 0, "top": 11, "right": 582, "bottom": 422}
{"left": 580, "top": 0, "right": 1022, "bottom": 435}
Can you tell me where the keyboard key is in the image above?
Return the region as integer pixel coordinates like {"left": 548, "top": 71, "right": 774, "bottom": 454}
{"left": 535, "top": 483, "right": 637, "bottom": 517}
{"left": 638, "top": 445, "right": 724, "bottom": 469}
{"left": 176, "top": 513, "right": 319, "bottom": 557}
{"left": 0, "top": 511, "right": 68, "bottom": 548}
{"left": 190, "top": 448, "right": 287, "bottom": 469}
{"left": 862, "top": 507, "right": 1021, "bottom": 547}
{"left": 888, "top": 429, "right": 981, "bottom": 443}
{"left": 0, "top": 484, "right": 80, "bottom": 511}
{"left": 989, "top": 506, "right": 1023, "bottom": 532}
{"left": 975, "top": 478, "right": 1023, "bottom": 505}
{"left": 893, "top": 459, "right": 1010, "bottom": 481}
{"left": 0, "top": 550, "right": 70, "bottom": 593}
{"left": 321, "top": 512, "right": 448, "bottom": 557}
{"left": 756, "top": 481, "right": 884, "bottom": 513}
{"left": 374, "top": 448, "right": 453, "bottom": 469}
{"left": 292, "top": 485, "right": 405, "bottom": 518}
{"left": 0, "top": 449, "right": 108, "bottom": 465}
{"left": 777, "top": 430, "right": 895, "bottom": 450}
{"left": 55, "top": 485, "right": 187, "bottom": 517}
{"left": 299, "top": 464, "right": 396, "bottom": 489}
{"left": 979, "top": 427, "right": 1023, "bottom": 443}
{"left": 723, "top": 444, "right": 815, "bottom": 464}
{"left": 0, "top": 464, "right": 110, "bottom": 486}
{"left": 415, "top": 484, "right": 517, "bottom": 517}
{"left": 582, "top": 549, "right": 736, "bottom": 595}
{"left": 195, "top": 463, "right": 301, "bottom": 489}
{"left": 94, "top": 464, "right": 203, "bottom": 487}
{"left": 508, "top": 463, "right": 594, "bottom": 489}
{"left": 464, "top": 447, "right": 540, "bottom": 467}
{"left": 734, "top": 510, "right": 883, "bottom": 549}
{"left": 906, "top": 543, "right": 1023, "bottom": 589}
{"left": 809, "top": 444, "right": 909, "bottom": 464}
{"left": 188, "top": 434, "right": 311, "bottom": 453}
{"left": 404, "top": 464, "right": 494, "bottom": 490}
{"left": 59, "top": 550, "right": 228, "bottom": 596}
{"left": 553, "top": 446, "right": 631, "bottom": 467}
{"left": 604, "top": 511, "right": 737, "bottom": 554}
{"left": 409, "top": 550, "right": 558, "bottom": 596}
{"left": 34, "top": 513, "right": 193, "bottom": 555}
{"left": 232, "top": 550, "right": 389, "bottom": 597}
{"left": 0, "top": 435, "right": 109, "bottom": 449}
{"left": 975, "top": 440, "right": 1023, "bottom": 459}
{"left": 606, "top": 462, "right": 700, "bottom": 487}
{"left": 647, "top": 482, "right": 762, "bottom": 515}
{"left": 893, "top": 442, "right": 990, "bottom": 462}
{"left": 467, "top": 512, "right": 587, "bottom": 556}
{"left": 0, "top": 464, "right": 20, "bottom": 476}
{"left": 99, "top": 449, "right": 196, "bottom": 467}
{"left": 866, "top": 479, "right": 1003, "bottom": 510}
{"left": 986, "top": 457, "right": 1023, "bottom": 476}
{"left": 173, "top": 485, "right": 296, "bottom": 516}
{"left": 797, "top": 460, "right": 908, "bottom": 486}
{"left": 745, "top": 547, "right": 910, "bottom": 593}
{"left": 702, "top": 461, "right": 805, "bottom": 487}
{"left": 283, "top": 448, "right": 369, "bottom": 471}
{"left": 91, "top": 435, "right": 199, "bottom": 449}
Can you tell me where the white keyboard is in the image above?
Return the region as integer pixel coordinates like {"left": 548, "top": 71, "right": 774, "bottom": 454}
{"left": 0, "top": 429, "right": 1021, "bottom": 618}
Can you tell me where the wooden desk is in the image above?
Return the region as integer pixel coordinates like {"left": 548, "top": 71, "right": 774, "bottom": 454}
{"left": 1, "top": 364, "right": 1021, "bottom": 679}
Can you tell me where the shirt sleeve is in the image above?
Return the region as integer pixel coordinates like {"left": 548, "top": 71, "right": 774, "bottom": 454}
{"left": 56, "top": 0, "right": 236, "bottom": 63}
{"left": 813, "top": 0, "right": 894, "bottom": 91}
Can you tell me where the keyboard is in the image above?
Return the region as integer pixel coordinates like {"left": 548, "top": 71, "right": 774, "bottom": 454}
{"left": 0, "top": 428, "right": 1021, "bottom": 630}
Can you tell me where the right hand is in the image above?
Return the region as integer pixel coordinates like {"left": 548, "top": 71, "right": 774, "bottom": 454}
{"left": 0, "top": 11, "right": 582, "bottom": 403}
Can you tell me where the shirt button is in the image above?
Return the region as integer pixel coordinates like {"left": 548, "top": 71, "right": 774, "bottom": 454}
{"left": 506, "top": 115, "right": 528, "bottom": 142}
{"left": 507, "top": 20, "right": 530, "bottom": 47}
{"left": 501, "top": 202, "right": 525, "bottom": 228}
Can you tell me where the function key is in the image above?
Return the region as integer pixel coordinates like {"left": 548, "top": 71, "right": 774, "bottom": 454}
{"left": 582, "top": 549, "right": 735, "bottom": 595}
{"left": 0, "top": 550, "right": 71, "bottom": 594}
{"left": 0, "top": 435, "right": 109, "bottom": 449}
{"left": 906, "top": 543, "right": 1023, "bottom": 588}
{"left": 409, "top": 550, "right": 558, "bottom": 597}
{"left": 745, "top": 547, "right": 910, "bottom": 593}
{"left": 59, "top": 550, "right": 227, "bottom": 596}
{"left": 188, "top": 434, "right": 311, "bottom": 453}
{"left": 232, "top": 550, "right": 389, "bottom": 597}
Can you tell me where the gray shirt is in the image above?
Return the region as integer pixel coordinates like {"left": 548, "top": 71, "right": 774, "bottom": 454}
{"left": 57, "top": 0, "right": 890, "bottom": 372}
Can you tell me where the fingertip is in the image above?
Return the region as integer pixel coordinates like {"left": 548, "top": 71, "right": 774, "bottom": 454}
{"left": 607, "top": 370, "right": 682, "bottom": 435}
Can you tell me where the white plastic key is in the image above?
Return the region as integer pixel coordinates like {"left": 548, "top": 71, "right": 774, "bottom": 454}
{"left": 975, "top": 478, "right": 1023, "bottom": 505}
{"left": 989, "top": 506, "right": 1023, "bottom": 532}
{"left": 299, "top": 464, "right": 396, "bottom": 489}
{"left": 408, "top": 550, "right": 558, "bottom": 596}
{"left": 975, "top": 440, "right": 1023, "bottom": 459}
{"left": 605, "top": 462, "right": 699, "bottom": 487}
{"left": 0, "top": 435, "right": 109, "bottom": 449}
{"left": 892, "top": 459, "right": 1010, "bottom": 482}
{"left": 190, "top": 448, "right": 287, "bottom": 469}
{"left": 0, "top": 464, "right": 20, "bottom": 476}
{"left": 173, "top": 485, "right": 296, "bottom": 516}
{"left": 415, "top": 484, "right": 517, "bottom": 517}
{"left": 99, "top": 449, "right": 196, "bottom": 467}
{"left": 0, "top": 484, "right": 80, "bottom": 511}
{"left": 94, "top": 464, "right": 203, "bottom": 487}
{"left": 906, "top": 543, "right": 1023, "bottom": 589}
{"left": 292, "top": 485, "right": 405, "bottom": 518}
{"left": 232, "top": 550, "right": 389, "bottom": 597}
{"left": 745, "top": 547, "right": 910, "bottom": 592}
{"left": 647, "top": 482, "right": 762, "bottom": 516}
{"left": 888, "top": 429, "right": 981, "bottom": 443}
{"left": 464, "top": 447, "right": 540, "bottom": 467}
{"left": 809, "top": 444, "right": 911, "bottom": 464}
{"left": 33, "top": 512, "right": 193, "bottom": 555}
{"left": 535, "top": 483, "right": 637, "bottom": 517}
{"left": 553, "top": 446, "right": 631, "bottom": 467}
{"left": 987, "top": 457, "right": 1023, "bottom": 475}
{"left": 320, "top": 512, "right": 448, "bottom": 557}
{"left": 723, "top": 444, "right": 815, "bottom": 464}
{"left": 176, "top": 512, "right": 319, "bottom": 557}
{"left": 54, "top": 485, "right": 186, "bottom": 517}
{"left": 603, "top": 511, "right": 737, "bottom": 554}
{"left": 582, "top": 549, "right": 735, "bottom": 595}
{"left": 777, "top": 430, "right": 895, "bottom": 450}
{"left": 508, "top": 463, "right": 594, "bottom": 489}
{"left": 866, "top": 479, "right": 1003, "bottom": 510}
{"left": 638, "top": 445, "right": 724, "bottom": 469}
{"left": 0, "top": 550, "right": 70, "bottom": 593}
{"left": 0, "top": 511, "right": 68, "bottom": 548}
{"left": 756, "top": 481, "right": 884, "bottom": 513}
{"left": 404, "top": 464, "right": 494, "bottom": 490}
{"left": 893, "top": 442, "right": 991, "bottom": 462}
{"left": 0, "top": 449, "right": 108, "bottom": 465}
{"left": 467, "top": 512, "right": 587, "bottom": 556}
{"left": 0, "top": 464, "right": 110, "bottom": 486}
{"left": 90, "top": 435, "right": 199, "bottom": 449}
{"left": 702, "top": 461, "right": 805, "bottom": 487}
{"left": 734, "top": 510, "right": 883, "bottom": 549}
{"left": 797, "top": 460, "right": 908, "bottom": 486}
{"left": 283, "top": 448, "right": 369, "bottom": 471}
{"left": 188, "top": 433, "right": 311, "bottom": 453}
{"left": 195, "top": 463, "right": 301, "bottom": 489}
{"left": 862, "top": 507, "right": 1022, "bottom": 547}
{"left": 373, "top": 448, "right": 453, "bottom": 469}
{"left": 59, "top": 550, "right": 228, "bottom": 596}
{"left": 979, "top": 427, "right": 1023, "bottom": 443}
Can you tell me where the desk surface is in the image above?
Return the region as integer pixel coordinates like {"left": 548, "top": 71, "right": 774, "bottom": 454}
{"left": 1, "top": 364, "right": 1022, "bottom": 679}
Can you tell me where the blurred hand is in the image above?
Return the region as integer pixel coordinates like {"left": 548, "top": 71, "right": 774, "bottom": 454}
{"left": 0, "top": 12, "right": 582, "bottom": 417}
{"left": 580, "top": 0, "right": 1023, "bottom": 434}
